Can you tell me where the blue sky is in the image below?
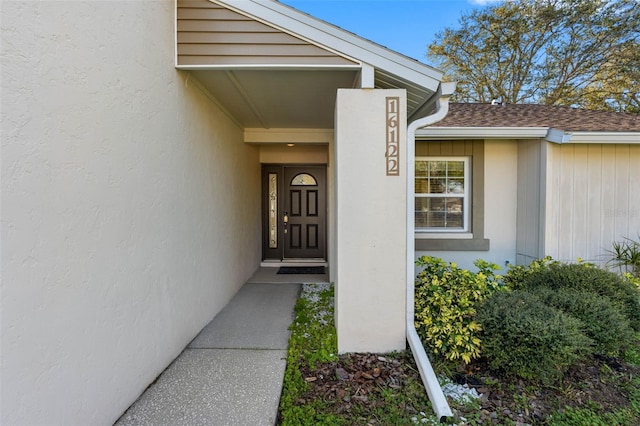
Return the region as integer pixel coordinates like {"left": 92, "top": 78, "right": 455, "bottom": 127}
{"left": 280, "top": 0, "right": 501, "bottom": 64}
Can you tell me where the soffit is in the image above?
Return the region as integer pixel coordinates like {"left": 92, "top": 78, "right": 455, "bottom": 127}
{"left": 178, "top": 0, "right": 445, "bottom": 129}
{"left": 191, "top": 69, "right": 358, "bottom": 128}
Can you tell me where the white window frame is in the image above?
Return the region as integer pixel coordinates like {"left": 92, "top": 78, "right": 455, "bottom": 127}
{"left": 415, "top": 156, "right": 470, "bottom": 233}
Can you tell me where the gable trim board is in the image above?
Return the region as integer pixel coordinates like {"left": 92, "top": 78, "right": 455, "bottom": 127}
{"left": 417, "top": 127, "right": 640, "bottom": 144}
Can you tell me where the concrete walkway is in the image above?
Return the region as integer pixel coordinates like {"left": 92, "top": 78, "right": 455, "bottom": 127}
{"left": 115, "top": 271, "right": 309, "bottom": 426}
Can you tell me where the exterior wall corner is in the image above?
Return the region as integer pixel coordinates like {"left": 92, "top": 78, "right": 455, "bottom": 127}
{"left": 334, "top": 89, "right": 407, "bottom": 353}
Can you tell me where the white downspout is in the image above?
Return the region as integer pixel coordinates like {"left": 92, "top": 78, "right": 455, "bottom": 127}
{"left": 406, "top": 82, "right": 456, "bottom": 422}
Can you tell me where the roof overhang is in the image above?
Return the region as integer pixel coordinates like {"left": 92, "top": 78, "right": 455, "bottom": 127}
{"left": 549, "top": 130, "right": 640, "bottom": 144}
{"left": 415, "top": 127, "right": 550, "bottom": 140}
{"left": 416, "top": 127, "right": 640, "bottom": 144}
{"left": 175, "top": 0, "right": 446, "bottom": 129}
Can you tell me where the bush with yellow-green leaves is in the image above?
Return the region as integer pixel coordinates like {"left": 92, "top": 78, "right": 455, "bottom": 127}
{"left": 414, "top": 256, "right": 501, "bottom": 364}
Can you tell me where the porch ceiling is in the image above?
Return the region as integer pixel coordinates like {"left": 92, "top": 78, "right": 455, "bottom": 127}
{"left": 190, "top": 68, "right": 438, "bottom": 129}
{"left": 191, "top": 69, "right": 358, "bottom": 129}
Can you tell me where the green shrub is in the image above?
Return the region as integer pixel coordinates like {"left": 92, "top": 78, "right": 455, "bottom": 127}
{"left": 624, "top": 272, "right": 640, "bottom": 289}
{"left": 414, "top": 256, "right": 501, "bottom": 364}
{"left": 534, "top": 287, "right": 634, "bottom": 356}
{"left": 477, "top": 291, "right": 592, "bottom": 384}
{"left": 623, "top": 334, "right": 640, "bottom": 366}
{"left": 513, "top": 262, "right": 640, "bottom": 331}
{"left": 503, "top": 256, "right": 559, "bottom": 290}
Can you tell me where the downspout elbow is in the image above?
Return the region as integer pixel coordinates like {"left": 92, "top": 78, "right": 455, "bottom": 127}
{"left": 406, "top": 81, "right": 456, "bottom": 422}
{"left": 407, "top": 82, "right": 456, "bottom": 137}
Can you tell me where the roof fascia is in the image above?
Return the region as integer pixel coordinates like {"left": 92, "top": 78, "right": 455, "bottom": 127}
{"left": 553, "top": 131, "right": 640, "bottom": 144}
{"left": 176, "top": 64, "right": 362, "bottom": 71}
{"left": 210, "top": 0, "right": 443, "bottom": 92}
{"left": 415, "top": 127, "right": 549, "bottom": 140}
{"left": 415, "top": 127, "right": 640, "bottom": 143}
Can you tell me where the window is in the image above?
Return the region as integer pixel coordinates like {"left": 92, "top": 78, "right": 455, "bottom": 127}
{"left": 415, "top": 157, "right": 470, "bottom": 232}
{"left": 290, "top": 173, "right": 317, "bottom": 186}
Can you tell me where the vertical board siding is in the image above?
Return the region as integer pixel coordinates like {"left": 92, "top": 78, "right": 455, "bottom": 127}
{"left": 544, "top": 143, "right": 561, "bottom": 259}
{"left": 558, "top": 144, "right": 575, "bottom": 260}
{"left": 630, "top": 145, "right": 640, "bottom": 236}
{"left": 615, "top": 145, "right": 631, "bottom": 238}
{"left": 600, "top": 145, "right": 617, "bottom": 258}
{"left": 571, "top": 145, "right": 589, "bottom": 260}
{"left": 516, "top": 140, "right": 543, "bottom": 264}
{"left": 545, "top": 143, "right": 640, "bottom": 264}
{"left": 176, "top": 0, "right": 357, "bottom": 66}
{"left": 586, "top": 144, "right": 604, "bottom": 261}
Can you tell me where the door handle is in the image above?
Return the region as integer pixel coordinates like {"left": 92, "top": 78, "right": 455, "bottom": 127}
{"left": 283, "top": 211, "right": 289, "bottom": 234}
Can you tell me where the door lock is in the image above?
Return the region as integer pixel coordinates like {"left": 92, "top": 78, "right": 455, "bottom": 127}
{"left": 283, "top": 211, "right": 288, "bottom": 234}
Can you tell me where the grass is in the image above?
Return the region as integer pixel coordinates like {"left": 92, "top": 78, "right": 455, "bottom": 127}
{"left": 277, "top": 283, "right": 437, "bottom": 425}
{"left": 278, "top": 283, "right": 640, "bottom": 425}
{"left": 547, "top": 379, "right": 640, "bottom": 426}
{"left": 546, "top": 335, "right": 640, "bottom": 426}
{"left": 277, "top": 283, "right": 341, "bottom": 426}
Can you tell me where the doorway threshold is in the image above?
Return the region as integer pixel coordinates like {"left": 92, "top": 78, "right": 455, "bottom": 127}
{"left": 261, "top": 259, "right": 328, "bottom": 268}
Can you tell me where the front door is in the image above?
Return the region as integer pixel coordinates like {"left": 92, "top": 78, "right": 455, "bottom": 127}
{"left": 262, "top": 165, "right": 326, "bottom": 260}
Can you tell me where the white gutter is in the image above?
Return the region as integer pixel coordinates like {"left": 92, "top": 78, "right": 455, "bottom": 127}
{"left": 415, "top": 127, "right": 640, "bottom": 144}
{"left": 547, "top": 130, "right": 640, "bottom": 144}
{"left": 415, "top": 126, "right": 549, "bottom": 139}
{"left": 406, "top": 82, "right": 457, "bottom": 422}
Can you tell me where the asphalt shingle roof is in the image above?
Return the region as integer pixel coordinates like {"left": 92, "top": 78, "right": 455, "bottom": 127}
{"left": 432, "top": 103, "right": 640, "bottom": 132}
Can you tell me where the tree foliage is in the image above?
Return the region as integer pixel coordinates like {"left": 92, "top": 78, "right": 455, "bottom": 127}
{"left": 428, "top": 0, "right": 640, "bottom": 112}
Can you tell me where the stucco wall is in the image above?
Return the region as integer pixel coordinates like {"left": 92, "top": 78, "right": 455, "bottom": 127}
{"left": 334, "top": 89, "right": 407, "bottom": 353}
{"left": 416, "top": 140, "right": 518, "bottom": 271}
{"left": 1, "top": 1, "right": 261, "bottom": 424}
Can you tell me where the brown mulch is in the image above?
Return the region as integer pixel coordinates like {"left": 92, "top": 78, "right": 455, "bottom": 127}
{"left": 295, "top": 351, "right": 639, "bottom": 425}
{"left": 453, "top": 355, "right": 637, "bottom": 424}
{"left": 297, "top": 352, "right": 424, "bottom": 417}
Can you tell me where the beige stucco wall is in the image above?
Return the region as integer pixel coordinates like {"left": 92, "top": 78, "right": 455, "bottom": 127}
{"left": 417, "top": 140, "right": 518, "bottom": 271}
{"left": 1, "top": 1, "right": 261, "bottom": 424}
{"left": 544, "top": 142, "right": 640, "bottom": 264}
{"left": 259, "top": 144, "right": 329, "bottom": 164}
{"left": 334, "top": 89, "right": 407, "bottom": 353}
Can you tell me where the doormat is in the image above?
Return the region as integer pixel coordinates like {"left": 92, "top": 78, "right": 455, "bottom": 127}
{"left": 277, "top": 266, "right": 326, "bottom": 275}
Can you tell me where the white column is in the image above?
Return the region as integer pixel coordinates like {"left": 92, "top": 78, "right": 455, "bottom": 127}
{"left": 334, "top": 89, "right": 407, "bottom": 353}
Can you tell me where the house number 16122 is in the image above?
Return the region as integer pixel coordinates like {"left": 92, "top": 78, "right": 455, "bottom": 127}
{"left": 386, "top": 97, "right": 400, "bottom": 176}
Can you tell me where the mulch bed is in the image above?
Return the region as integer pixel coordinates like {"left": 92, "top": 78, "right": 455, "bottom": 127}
{"left": 295, "top": 351, "right": 639, "bottom": 424}
{"left": 298, "top": 353, "right": 417, "bottom": 415}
